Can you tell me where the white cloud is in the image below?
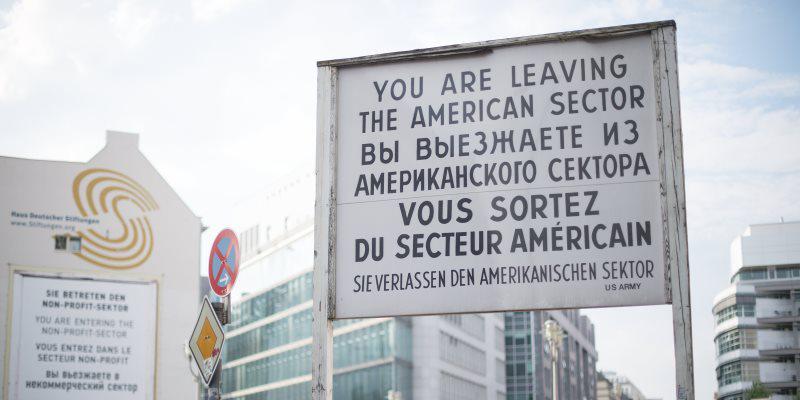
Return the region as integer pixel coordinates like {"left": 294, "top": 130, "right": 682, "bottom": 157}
{"left": 683, "top": 105, "right": 800, "bottom": 174}
{"left": 495, "top": 0, "right": 668, "bottom": 36}
{"left": 109, "top": 0, "right": 159, "bottom": 46}
{"left": 0, "top": 0, "right": 166, "bottom": 102}
{"left": 682, "top": 60, "right": 800, "bottom": 100}
{"left": 0, "top": 0, "right": 53, "bottom": 100}
{"left": 679, "top": 59, "right": 800, "bottom": 177}
{"left": 191, "top": 0, "right": 243, "bottom": 22}
{"left": 0, "top": 2, "right": 798, "bottom": 400}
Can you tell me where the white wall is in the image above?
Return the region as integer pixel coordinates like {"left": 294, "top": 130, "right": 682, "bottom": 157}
{"left": 732, "top": 222, "right": 800, "bottom": 272}
{"left": 0, "top": 132, "right": 201, "bottom": 400}
{"left": 755, "top": 298, "right": 793, "bottom": 318}
{"left": 413, "top": 314, "right": 506, "bottom": 400}
{"left": 757, "top": 330, "right": 796, "bottom": 351}
{"left": 759, "top": 362, "right": 799, "bottom": 383}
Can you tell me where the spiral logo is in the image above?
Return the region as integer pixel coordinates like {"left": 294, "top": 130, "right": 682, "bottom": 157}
{"left": 71, "top": 168, "right": 158, "bottom": 269}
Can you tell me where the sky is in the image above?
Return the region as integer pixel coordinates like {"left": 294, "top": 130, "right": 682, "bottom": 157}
{"left": 1, "top": 0, "right": 800, "bottom": 399}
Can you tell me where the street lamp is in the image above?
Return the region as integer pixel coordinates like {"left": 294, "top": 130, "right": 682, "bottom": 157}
{"left": 543, "top": 319, "right": 565, "bottom": 400}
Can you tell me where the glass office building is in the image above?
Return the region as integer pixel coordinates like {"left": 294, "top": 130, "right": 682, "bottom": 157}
{"left": 222, "top": 268, "right": 413, "bottom": 400}
{"left": 713, "top": 221, "right": 800, "bottom": 400}
{"left": 216, "top": 172, "right": 505, "bottom": 399}
{"left": 505, "top": 310, "right": 598, "bottom": 400}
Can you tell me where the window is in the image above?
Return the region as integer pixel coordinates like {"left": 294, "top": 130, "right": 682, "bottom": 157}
{"left": 716, "top": 361, "right": 759, "bottom": 387}
{"left": 732, "top": 268, "right": 767, "bottom": 282}
{"left": 68, "top": 236, "right": 81, "bottom": 253}
{"left": 494, "top": 327, "right": 505, "bottom": 352}
{"left": 440, "top": 332, "right": 487, "bottom": 374}
{"left": 333, "top": 363, "right": 405, "bottom": 400}
{"left": 241, "top": 225, "right": 260, "bottom": 258}
{"left": 224, "top": 309, "right": 313, "bottom": 362}
{"left": 224, "top": 321, "right": 399, "bottom": 393}
{"left": 775, "top": 265, "right": 800, "bottom": 279}
{"left": 54, "top": 235, "right": 67, "bottom": 251}
{"left": 229, "top": 272, "right": 313, "bottom": 330}
{"left": 496, "top": 358, "right": 506, "bottom": 384}
{"left": 442, "top": 314, "right": 485, "bottom": 340}
{"left": 717, "top": 360, "right": 741, "bottom": 386}
{"left": 715, "top": 303, "right": 754, "bottom": 324}
{"left": 715, "top": 330, "right": 741, "bottom": 355}
{"left": 440, "top": 372, "right": 486, "bottom": 400}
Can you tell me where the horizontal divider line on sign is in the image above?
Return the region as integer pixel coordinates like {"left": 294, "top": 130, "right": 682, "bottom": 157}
{"left": 338, "top": 177, "right": 660, "bottom": 206}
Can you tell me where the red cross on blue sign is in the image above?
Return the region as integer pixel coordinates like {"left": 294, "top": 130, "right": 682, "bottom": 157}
{"left": 208, "top": 229, "right": 240, "bottom": 297}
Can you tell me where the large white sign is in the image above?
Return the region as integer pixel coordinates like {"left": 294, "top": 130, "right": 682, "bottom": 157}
{"left": 7, "top": 274, "right": 156, "bottom": 400}
{"left": 327, "top": 30, "right": 682, "bottom": 318}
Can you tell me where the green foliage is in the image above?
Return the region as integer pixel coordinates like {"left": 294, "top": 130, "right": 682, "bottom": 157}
{"left": 745, "top": 380, "right": 770, "bottom": 400}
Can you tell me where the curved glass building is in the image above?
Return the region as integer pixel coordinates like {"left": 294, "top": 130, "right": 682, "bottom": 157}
{"left": 713, "top": 221, "right": 800, "bottom": 400}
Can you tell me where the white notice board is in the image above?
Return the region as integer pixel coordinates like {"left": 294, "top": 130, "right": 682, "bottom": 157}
{"left": 6, "top": 273, "right": 157, "bottom": 400}
{"left": 316, "top": 22, "right": 688, "bottom": 319}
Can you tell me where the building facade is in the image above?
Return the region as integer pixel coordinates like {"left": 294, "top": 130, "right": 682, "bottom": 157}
{"left": 0, "top": 132, "right": 202, "bottom": 400}
{"left": 596, "top": 373, "right": 615, "bottom": 400}
{"left": 713, "top": 221, "right": 800, "bottom": 400}
{"left": 597, "top": 371, "right": 647, "bottom": 400}
{"left": 218, "top": 173, "right": 505, "bottom": 399}
{"left": 505, "top": 310, "right": 598, "bottom": 400}
{"left": 412, "top": 313, "right": 506, "bottom": 400}
{"left": 222, "top": 265, "right": 414, "bottom": 399}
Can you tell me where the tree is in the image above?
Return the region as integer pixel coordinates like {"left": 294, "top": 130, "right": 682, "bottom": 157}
{"left": 746, "top": 380, "right": 770, "bottom": 400}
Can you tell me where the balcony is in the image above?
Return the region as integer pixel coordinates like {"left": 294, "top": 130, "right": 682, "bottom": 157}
{"left": 759, "top": 330, "right": 798, "bottom": 353}
{"left": 760, "top": 362, "right": 800, "bottom": 387}
{"left": 756, "top": 299, "right": 798, "bottom": 324}
{"left": 759, "top": 331, "right": 800, "bottom": 357}
{"left": 757, "top": 315, "right": 800, "bottom": 324}
{"left": 716, "top": 317, "right": 758, "bottom": 335}
{"left": 760, "top": 347, "right": 800, "bottom": 357}
{"left": 757, "top": 298, "right": 793, "bottom": 316}
{"left": 717, "top": 349, "right": 759, "bottom": 365}
{"left": 718, "top": 381, "right": 749, "bottom": 397}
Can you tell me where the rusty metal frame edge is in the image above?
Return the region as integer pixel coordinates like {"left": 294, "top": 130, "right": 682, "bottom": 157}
{"left": 318, "top": 20, "right": 675, "bottom": 67}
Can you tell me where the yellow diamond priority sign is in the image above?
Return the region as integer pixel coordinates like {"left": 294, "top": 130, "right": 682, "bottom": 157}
{"left": 189, "top": 296, "right": 225, "bottom": 386}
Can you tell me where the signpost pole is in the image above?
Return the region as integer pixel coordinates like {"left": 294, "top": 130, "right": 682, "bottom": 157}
{"left": 206, "top": 296, "right": 229, "bottom": 400}
{"left": 312, "top": 65, "right": 337, "bottom": 400}
{"left": 206, "top": 362, "right": 222, "bottom": 400}
{"left": 652, "top": 24, "right": 694, "bottom": 400}
{"left": 191, "top": 229, "right": 238, "bottom": 400}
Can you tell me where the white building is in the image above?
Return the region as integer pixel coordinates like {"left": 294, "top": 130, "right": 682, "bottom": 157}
{"left": 0, "top": 132, "right": 202, "bottom": 400}
{"left": 599, "top": 371, "right": 647, "bottom": 400}
{"left": 713, "top": 221, "right": 800, "bottom": 400}
{"left": 219, "top": 172, "right": 506, "bottom": 399}
{"left": 413, "top": 313, "right": 506, "bottom": 400}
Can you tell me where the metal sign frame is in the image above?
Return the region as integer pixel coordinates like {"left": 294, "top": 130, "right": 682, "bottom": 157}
{"left": 312, "top": 20, "right": 692, "bottom": 400}
{"left": 188, "top": 296, "right": 225, "bottom": 387}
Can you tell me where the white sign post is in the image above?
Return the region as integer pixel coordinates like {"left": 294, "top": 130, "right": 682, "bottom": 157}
{"left": 313, "top": 21, "right": 691, "bottom": 400}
